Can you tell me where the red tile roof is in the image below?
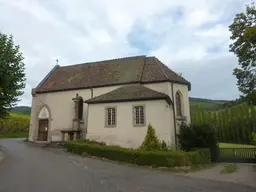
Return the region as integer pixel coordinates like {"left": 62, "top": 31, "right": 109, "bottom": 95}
{"left": 35, "top": 55, "right": 190, "bottom": 93}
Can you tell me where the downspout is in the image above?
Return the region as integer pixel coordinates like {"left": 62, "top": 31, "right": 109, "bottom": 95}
{"left": 171, "top": 83, "right": 178, "bottom": 147}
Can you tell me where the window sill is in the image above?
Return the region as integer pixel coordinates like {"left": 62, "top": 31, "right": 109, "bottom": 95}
{"left": 133, "top": 124, "right": 146, "bottom": 127}
{"left": 105, "top": 125, "right": 116, "bottom": 128}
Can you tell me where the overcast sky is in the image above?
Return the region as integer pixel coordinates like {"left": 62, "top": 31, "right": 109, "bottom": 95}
{"left": 0, "top": 0, "right": 252, "bottom": 106}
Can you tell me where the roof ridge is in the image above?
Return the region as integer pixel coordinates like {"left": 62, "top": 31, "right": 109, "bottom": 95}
{"left": 59, "top": 55, "right": 147, "bottom": 68}
{"left": 153, "top": 57, "right": 169, "bottom": 80}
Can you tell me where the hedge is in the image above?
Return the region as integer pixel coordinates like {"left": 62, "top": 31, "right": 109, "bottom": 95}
{"left": 67, "top": 140, "right": 210, "bottom": 167}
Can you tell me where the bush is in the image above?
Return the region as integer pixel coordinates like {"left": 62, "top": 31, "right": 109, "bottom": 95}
{"left": 140, "top": 124, "right": 161, "bottom": 151}
{"left": 67, "top": 140, "right": 211, "bottom": 167}
{"left": 177, "top": 123, "right": 218, "bottom": 152}
{"left": 252, "top": 132, "right": 256, "bottom": 145}
{"left": 161, "top": 140, "right": 168, "bottom": 151}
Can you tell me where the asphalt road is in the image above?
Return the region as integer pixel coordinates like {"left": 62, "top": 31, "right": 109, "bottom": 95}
{"left": 0, "top": 139, "right": 255, "bottom": 192}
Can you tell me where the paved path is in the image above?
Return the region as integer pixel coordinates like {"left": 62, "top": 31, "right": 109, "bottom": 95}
{"left": 0, "top": 139, "right": 255, "bottom": 192}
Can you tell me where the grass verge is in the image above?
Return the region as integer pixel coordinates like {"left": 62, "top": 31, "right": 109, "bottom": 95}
{"left": 0, "top": 132, "right": 28, "bottom": 139}
{"left": 220, "top": 164, "right": 239, "bottom": 174}
{"left": 156, "top": 163, "right": 216, "bottom": 173}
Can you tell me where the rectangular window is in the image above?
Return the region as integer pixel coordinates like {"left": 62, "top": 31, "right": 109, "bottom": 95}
{"left": 106, "top": 107, "right": 116, "bottom": 127}
{"left": 133, "top": 106, "right": 145, "bottom": 126}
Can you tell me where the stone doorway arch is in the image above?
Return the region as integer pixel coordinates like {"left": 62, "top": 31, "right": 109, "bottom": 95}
{"left": 37, "top": 105, "right": 51, "bottom": 141}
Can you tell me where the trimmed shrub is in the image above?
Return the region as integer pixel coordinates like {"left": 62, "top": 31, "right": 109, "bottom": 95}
{"left": 67, "top": 140, "right": 211, "bottom": 167}
{"left": 140, "top": 124, "right": 161, "bottom": 151}
{"left": 177, "top": 123, "right": 218, "bottom": 152}
{"left": 83, "top": 139, "right": 106, "bottom": 146}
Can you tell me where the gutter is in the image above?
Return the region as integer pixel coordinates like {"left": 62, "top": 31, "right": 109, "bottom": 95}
{"left": 171, "top": 83, "right": 178, "bottom": 147}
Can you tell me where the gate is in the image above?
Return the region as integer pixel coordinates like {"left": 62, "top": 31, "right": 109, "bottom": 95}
{"left": 216, "top": 148, "right": 256, "bottom": 163}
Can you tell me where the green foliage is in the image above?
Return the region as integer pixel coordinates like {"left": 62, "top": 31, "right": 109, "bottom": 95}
{"left": 222, "top": 98, "right": 245, "bottom": 108}
{"left": 161, "top": 140, "right": 168, "bottom": 151}
{"left": 229, "top": 2, "right": 256, "bottom": 105}
{"left": 0, "top": 113, "right": 29, "bottom": 135}
{"left": 177, "top": 123, "right": 218, "bottom": 152}
{"left": 82, "top": 139, "right": 106, "bottom": 146}
{"left": 67, "top": 140, "right": 211, "bottom": 167}
{"left": 252, "top": 132, "right": 256, "bottom": 145}
{"left": 191, "top": 104, "right": 256, "bottom": 145}
{"left": 0, "top": 33, "right": 26, "bottom": 118}
{"left": 140, "top": 124, "right": 161, "bottom": 151}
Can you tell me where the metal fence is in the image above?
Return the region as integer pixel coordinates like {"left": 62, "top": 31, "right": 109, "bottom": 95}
{"left": 217, "top": 148, "right": 256, "bottom": 163}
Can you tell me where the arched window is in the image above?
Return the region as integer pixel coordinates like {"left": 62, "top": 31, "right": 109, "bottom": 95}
{"left": 78, "top": 98, "right": 83, "bottom": 120}
{"left": 175, "top": 92, "right": 182, "bottom": 117}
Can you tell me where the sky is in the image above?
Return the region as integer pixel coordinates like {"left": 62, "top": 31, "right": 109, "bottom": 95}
{"left": 0, "top": 0, "right": 252, "bottom": 106}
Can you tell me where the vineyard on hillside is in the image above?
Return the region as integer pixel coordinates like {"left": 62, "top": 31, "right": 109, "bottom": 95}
{"left": 0, "top": 113, "right": 30, "bottom": 135}
{"left": 191, "top": 104, "right": 256, "bottom": 145}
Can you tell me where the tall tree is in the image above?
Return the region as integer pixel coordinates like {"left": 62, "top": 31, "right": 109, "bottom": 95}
{"left": 229, "top": 2, "right": 256, "bottom": 105}
{"left": 0, "top": 33, "right": 25, "bottom": 118}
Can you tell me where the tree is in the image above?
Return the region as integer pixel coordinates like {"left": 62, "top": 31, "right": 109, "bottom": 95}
{"left": 177, "top": 123, "right": 218, "bottom": 152}
{"left": 229, "top": 3, "right": 256, "bottom": 105}
{"left": 0, "top": 33, "right": 25, "bottom": 118}
{"left": 140, "top": 124, "right": 161, "bottom": 151}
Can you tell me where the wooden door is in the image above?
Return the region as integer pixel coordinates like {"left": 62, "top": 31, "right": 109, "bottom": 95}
{"left": 38, "top": 119, "right": 48, "bottom": 141}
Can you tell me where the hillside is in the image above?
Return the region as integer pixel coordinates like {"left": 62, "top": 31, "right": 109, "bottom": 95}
{"left": 189, "top": 97, "right": 228, "bottom": 111}
{"left": 11, "top": 106, "right": 31, "bottom": 115}
{"left": 11, "top": 97, "right": 228, "bottom": 115}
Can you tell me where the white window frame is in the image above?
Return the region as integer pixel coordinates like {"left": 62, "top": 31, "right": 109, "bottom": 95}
{"left": 133, "top": 105, "right": 145, "bottom": 127}
{"left": 105, "top": 107, "right": 116, "bottom": 127}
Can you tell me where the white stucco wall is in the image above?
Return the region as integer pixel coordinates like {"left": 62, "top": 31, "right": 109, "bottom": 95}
{"left": 144, "top": 82, "right": 169, "bottom": 95}
{"left": 29, "top": 85, "right": 121, "bottom": 142}
{"left": 86, "top": 100, "right": 173, "bottom": 149}
{"left": 29, "top": 81, "right": 190, "bottom": 145}
{"left": 144, "top": 82, "right": 190, "bottom": 122}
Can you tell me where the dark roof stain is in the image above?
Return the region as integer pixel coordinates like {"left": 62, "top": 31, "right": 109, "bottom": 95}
{"left": 84, "top": 84, "right": 172, "bottom": 104}
{"left": 35, "top": 55, "right": 190, "bottom": 93}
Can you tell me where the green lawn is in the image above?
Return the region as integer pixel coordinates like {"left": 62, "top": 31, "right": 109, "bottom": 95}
{"left": 219, "top": 143, "right": 256, "bottom": 148}
{"left": 0, "top": 132, "right": 28, "bottom": 139}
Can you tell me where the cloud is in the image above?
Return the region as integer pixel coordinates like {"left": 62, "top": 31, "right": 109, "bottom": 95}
{"left": 0, "top": 0, "right": 250, "bottom": 106}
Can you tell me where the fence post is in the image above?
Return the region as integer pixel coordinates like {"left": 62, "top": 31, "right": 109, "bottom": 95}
{"left": 210, "top": 145, "right": 219, "bottom": 162}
